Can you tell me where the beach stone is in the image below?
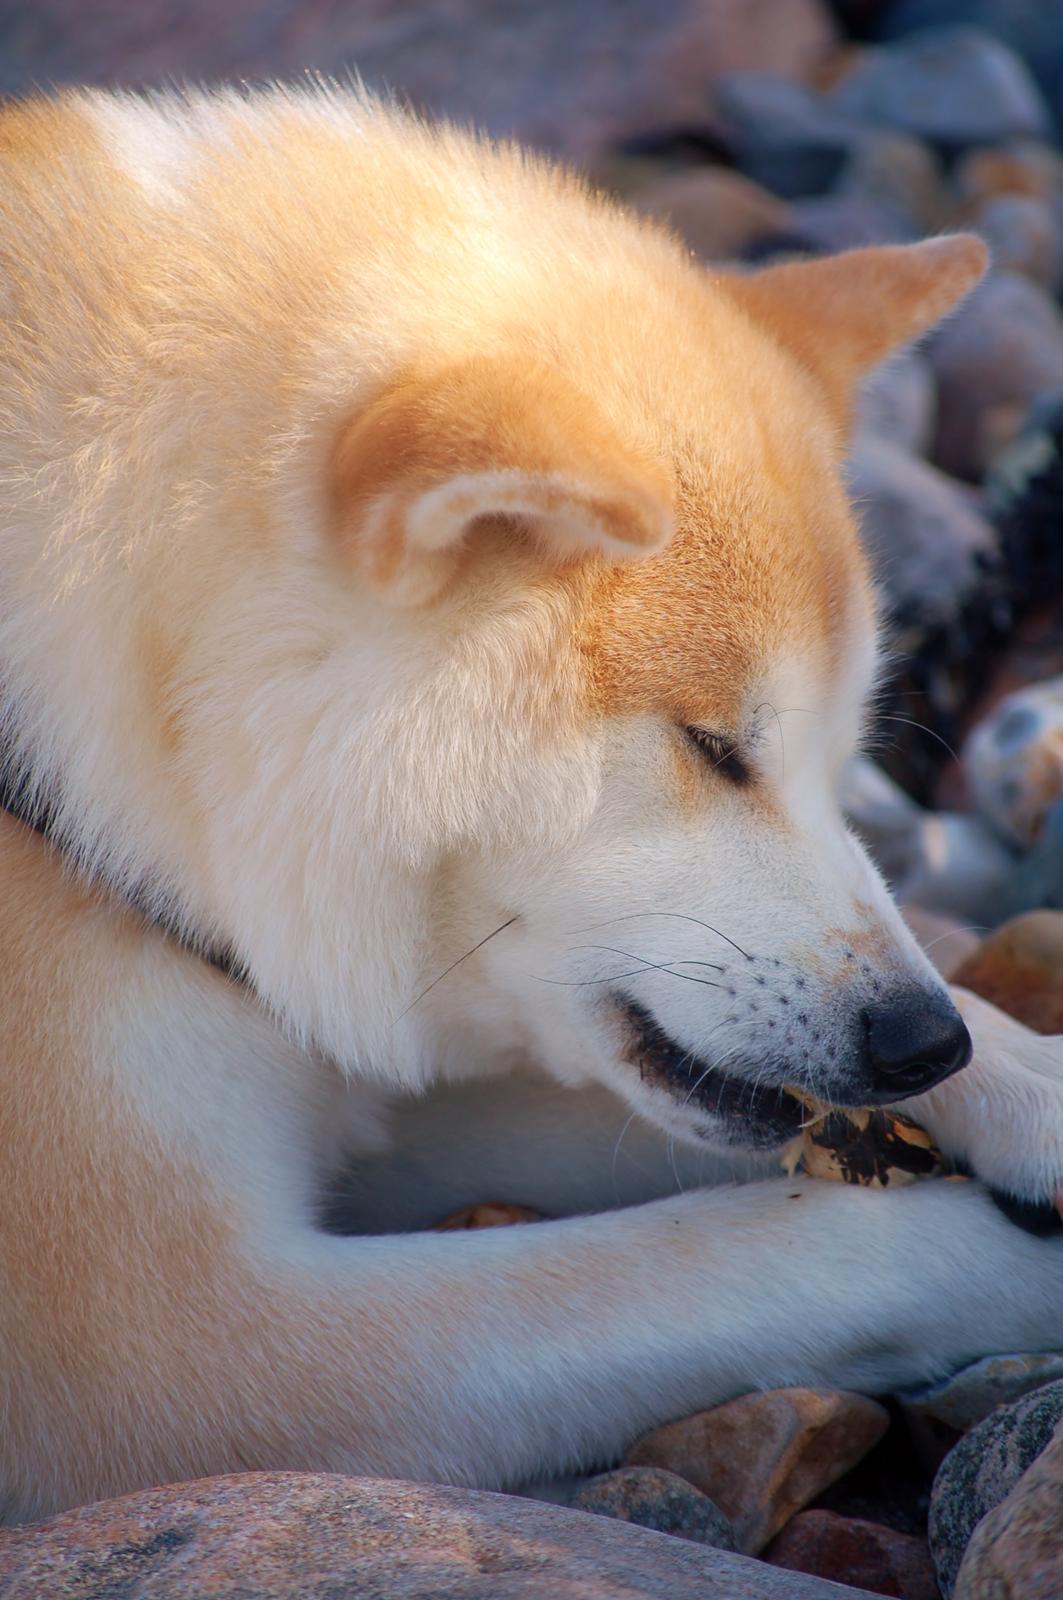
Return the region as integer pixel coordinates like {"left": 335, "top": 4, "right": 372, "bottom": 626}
{"left": 900, "top": 1352, "right": 1063, "bottom": 1436}
{"left": 955, "top": 144, "right": 1063, "bottom": 210}
{"left": 951, "top": 911, "right": 1063, "bottom": 1033}
{"left": 0, "top": 1471, "right": 880, "bottom": 1600}
{"left": 841, "top": 755, "right": 923, "bottom": 887}
{"left": 846, "top": 437, "right": 998, "bottom": 628}
{"left": 567, "top": 1467, "right": 737, "bottom": 1549}
{"left": 625, "top": 1388, "right": 889, "bottom": 1555}
{"left": 632, "top": 168, "right": 795, "bottom": 261}
{"left": 789, "top": 193, "right": 916, "bottom": 251}
{"left": 896, "top": 812, "right": 1016, "bottom": 925}
{"left": 926, "top": 271, "right": 1063, "bottom": 482}
{"left": 715, "top": 73, "right": 864, "bottom": 199}
{"left": 954, "top": 1416, "right": 1063, "bottom": 1598}
{"left": 0, "top": 0, "right": 840, "bottom": 168}
{"left": 929, "top": 1380, "right": 1063, "bottom": 1596}
{"left": 830, "top": 27, "right": 1050, "bottom": 151}
{"left": 964, "top": 678, "right": 1063, "bottom": 850}
{"left": 837, "top": 132, "right": 946, "bottom": 234}
{"left": 879, "top": 1, "right": 1063, "bottom": 120}
{"left": 764, "top": 1510, "right": 939, "bottom": 1599}
{"left": 974, "top": 195, "right": 1062, "bottom": 293}
{"left": 900, "top": 906, "right": 981, "bottom": 979}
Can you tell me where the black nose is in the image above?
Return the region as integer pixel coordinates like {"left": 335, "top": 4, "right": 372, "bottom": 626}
{"left": 863, "top": 997, "right": 972, "bottom": 1099}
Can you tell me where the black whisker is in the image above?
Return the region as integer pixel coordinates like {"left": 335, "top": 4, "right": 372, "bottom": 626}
{"left": 393, "top": 915, "right": 518, "bottom": 1023}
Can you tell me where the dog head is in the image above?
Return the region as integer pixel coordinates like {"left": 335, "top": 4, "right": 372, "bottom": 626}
{"left": 10, "top": 94, "right": 984, "bottom": 1148}
{"left": 317, "top": 219, "right": 984, "bottom": 1147}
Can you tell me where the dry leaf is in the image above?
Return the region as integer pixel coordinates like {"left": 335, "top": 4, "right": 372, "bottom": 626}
{"left": 780, "top": 1092, "right": 945, "bottom": 1189}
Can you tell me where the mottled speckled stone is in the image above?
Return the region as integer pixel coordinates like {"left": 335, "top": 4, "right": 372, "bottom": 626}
{"left": 955, "top": 1417, "right": 1063, "bottom": 1598}
{"left": 0, "top": 1473, "right": 881, "bottom": 1599}
{"left": 930, "top": 1381, "right": 1063, "bottom": 1596}
{"left": 567, "top": 1466, "right": 737, "bottom": 1549}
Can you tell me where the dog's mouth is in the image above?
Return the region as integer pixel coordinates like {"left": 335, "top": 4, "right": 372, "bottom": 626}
{"left": 617, "top": 996, "right": 808, "bottom": 1149}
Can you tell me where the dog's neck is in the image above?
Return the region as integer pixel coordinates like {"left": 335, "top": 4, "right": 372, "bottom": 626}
{"left": 0, "top": 738, "right": 244, "bottom": 981}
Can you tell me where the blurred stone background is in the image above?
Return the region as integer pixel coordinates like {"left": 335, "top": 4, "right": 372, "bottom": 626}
{"left": 1, "top": 3, "right": 1063, "bottom": 1597}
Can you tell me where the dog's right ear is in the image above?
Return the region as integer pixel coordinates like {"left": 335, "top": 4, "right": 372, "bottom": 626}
{"left": 328, "top": 357, "right": 675, "bottom": 605}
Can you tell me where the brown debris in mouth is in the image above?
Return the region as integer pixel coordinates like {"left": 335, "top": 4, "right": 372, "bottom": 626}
{"left": 780, "top": 1089, "right": 948, "bottom": 1189}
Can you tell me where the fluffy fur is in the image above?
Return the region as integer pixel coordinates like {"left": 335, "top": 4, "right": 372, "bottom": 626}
{"left": 0, "top": 86, "right": 1060, "bottom": 1524}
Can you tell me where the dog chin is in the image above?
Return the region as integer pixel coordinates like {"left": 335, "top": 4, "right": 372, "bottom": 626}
{"left": 615, "top": 996, "right": 809, "bottom": 1152}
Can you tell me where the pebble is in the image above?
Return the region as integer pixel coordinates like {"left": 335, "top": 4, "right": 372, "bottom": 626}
{"left": 929, "top": 1381, "right": 1063, "bottom": 1596}
{"left": 631, "top": 167, "right": 795, "bottom": 261}
{"left": 830, "top": 26, "right": 1050, "bottom": 150}
{"left": 567, "top": 1466, "right": 737, "bottom": 1549}
{"left": 963, "top": 676, "right": 1063, "bottom": 849}
{"left": 846, "top": 437, "right": 998, "bottom": 628}
{"left": 955, "top": 143, "right": 1063, "bottom": 209}
{"left": 789, "top": 192, "right": 916, "bottom": 250}
{"left": 837, "top": 132, "right": 947, "bottom": 234}
{"left": 900, "top": 906, "right": 981, "bottom": 979}
{"left": 926, "top": 270, "right": 1063, "bottom": 481}
{"left": 625, "top": 1388, "right": 889, "bottom": 1555}
{"left": 974, "top": 195, "right": 1062, "bottom": 293}
{"left": 840, "top": 755, "right": 923, "bottom": 887}
{"left": 715, "top": 72, "right": 864, "bottom": 198}
{"left": 858, "top": 347, "right": 941, "bottom": 454}
{"left": 764, "top": 1509, "right": 940, "bottom": 1599}
{"left": 899, "top": 1352, "right": 1063, "bottom": 1436}
{"left": 951, "top": 910, "right": 1063, "bottom": 1033}
{"left": 0, "top": 1471, "right": 881, "bottom": 1600}
{"left": 895, "top": 812, "right": 1016, "bottom": 926}
{"left": 954, "top": 1415, "right": 1063, "bottom": 1598}
{"left": 879, "top": 1, "right": 1063, "bottom": 119}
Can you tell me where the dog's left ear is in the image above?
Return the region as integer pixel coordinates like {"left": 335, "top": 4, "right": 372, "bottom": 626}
{"left": 329, "top": 356, "right": 674, "bottom": 605}
{"left": 726, "top": 235, "right": 988, "bottom": 423}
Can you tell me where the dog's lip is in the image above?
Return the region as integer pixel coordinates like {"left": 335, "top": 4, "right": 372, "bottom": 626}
{"left": 615, "top": 995, "right": 807, "bottom": 1146}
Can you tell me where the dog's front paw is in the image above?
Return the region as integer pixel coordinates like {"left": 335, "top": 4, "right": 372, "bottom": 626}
{"left": 908, "top": 988, "right": 1063, "bottom": 1228}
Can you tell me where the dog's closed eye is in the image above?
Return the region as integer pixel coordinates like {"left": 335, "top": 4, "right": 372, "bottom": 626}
{"left": 684, "top": 727, "right": 751, "bottom": 786}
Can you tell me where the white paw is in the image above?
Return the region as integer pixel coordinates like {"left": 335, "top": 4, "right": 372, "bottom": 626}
{"left": 905, "top": 988, "right": 1063, "bottom": 1215}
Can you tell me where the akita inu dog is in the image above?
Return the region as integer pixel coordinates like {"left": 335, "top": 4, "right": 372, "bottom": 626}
{"left": 0, "top": 86, "right": 1060, "bottom": 1525}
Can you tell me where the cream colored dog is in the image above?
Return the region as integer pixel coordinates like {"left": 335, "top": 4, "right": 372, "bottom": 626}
{"left": 0, "top": 86, "right": 1061, "bottom": 1525}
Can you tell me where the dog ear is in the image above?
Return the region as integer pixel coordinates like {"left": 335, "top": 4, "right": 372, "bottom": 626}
{"left": 329, "top": 356, "right": 674, "bottom": 604}
{"left": 725, "top": 235, "right": 988, "bottom": 423}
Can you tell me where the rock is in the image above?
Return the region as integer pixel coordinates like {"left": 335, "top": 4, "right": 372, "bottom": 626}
{"left": 1005, "top": 795, "right": 1063, "bottom": 917}
{"left": 929, "top": 1380, "right": 1063, "bottom": 1596}
{"left": 0, "top": 1471, "right": 884, "bottom": 1599}
{"left": 625, "top": 1388, "right": 890, "bottom": 1555}
{"left": 715, "top": 73, "right": 864, "bottom": 199}
{"left": 830, "top": 27, "right": 1050, "bottom": 151}
{"left": 837, "top": 133, "right": 947, "bottom": 235}
{"left": 845, "top": 437, "right": 998, "bottom": 629}
{"left": 951, "top": 911, "right": 1063, "bottom": 1033}
{"left": 901, "top": 906, "right": 981, "bottom": 978}
{"left": 841, "top": 755, "right": 923, "bottom": 886}
{"left": 896, "top": 812, "right": 1016, "bottom": 926}
{"left": 851, "top": 347, "right": 934, "bottom": 454}
{"left": 764, "top": 1509, "right": 940, "bottom": 1599}
{"left": 631, "top": 168, "right": 795, "bottom": 262}
{"left": 963, "top": 677, "right": 1063, "bottom": 850}
{"left": 954, "top": 1416, "right": 1063, "bottom": 1599}
{"left": 955, "top": 144, "right": 1063, "bottom": 209}
{"left": 926, "top": 271, "right": 1063, "bottom": 482}
{"left": 879, "top": 1, "right": 1063, "bottom": 123}
{"left": 974, "top": 195, "right": 1062, "bottom": 293}
{"left": 900, "top": 1352, "right": 1063, "bottom": 1435}
{"left": 0, "top": 0, "right": 840, "bottom": 168}
{"left": 789, "top": 193, "right": 917, "bottom": 251}
{"left": 566, "top": 1467, "right": 737, "bottom": 1549}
